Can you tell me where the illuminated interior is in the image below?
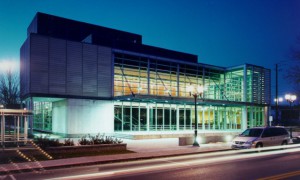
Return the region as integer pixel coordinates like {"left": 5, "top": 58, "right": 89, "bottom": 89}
{"left": 31, "top": 53, "right": 269, "bottom": 133}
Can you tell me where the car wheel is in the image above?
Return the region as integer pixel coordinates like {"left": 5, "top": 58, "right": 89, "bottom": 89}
{"left": 281, "top": 140, "right": 288, "bottom": 146}
{"left": 281, "top": 140, "right": 288, "bottom": 150}
{"left": 255, "top": 143, "right": 263, "bottom": 152}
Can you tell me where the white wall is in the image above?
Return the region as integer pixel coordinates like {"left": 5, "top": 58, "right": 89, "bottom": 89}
{"left": 52, "top": 100, "right": 67, "bottom": 135}
{"left": 52, "top": 99, "right": 114, "bottom": 137}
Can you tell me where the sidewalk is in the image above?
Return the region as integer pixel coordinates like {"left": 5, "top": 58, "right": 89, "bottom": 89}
{"left": 0, "top": 138, "right": 231, "bottom": 173}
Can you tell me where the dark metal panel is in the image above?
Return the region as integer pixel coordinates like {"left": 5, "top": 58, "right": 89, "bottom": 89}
{"left": 66, "top": 41, "right": 82, "bottom": 95}
{"left": 20, "top": 37, "right": 31, "bottom": 98}
{"left": 49, "top": 38, "right": 66, "bottom": 94}
{"left": 83, "top": 44, "right": 97, "bottom": 96}
{"left": 98, "top": 46, "right": 112, "bottom": 97}
{"left": 30, "top": 35, "right": 49, "bottom": 93}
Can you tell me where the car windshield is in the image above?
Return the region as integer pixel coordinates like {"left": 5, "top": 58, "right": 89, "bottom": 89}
{"left": 240, "top": 129, "right": 263, "bottom": 137}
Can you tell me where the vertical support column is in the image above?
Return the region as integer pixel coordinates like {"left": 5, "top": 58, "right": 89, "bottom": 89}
{"left": 177, "top": 64, "right": 180, "bottom": 97}
{"left": 184, "top": 104, "right": 186, "bottom": 130}
{"left": 243, "top": 65, "right": 248, "bottom": 130}
{"left": 202, "top": 107, "right": 205, "bottom": 130}
{"left": 213, "top": 106, "right": 216, "bottom": 130}
{"left": 234, "top": 110, "right": 237, "bottom": 129}
{"left": 223, "top": 109, "right": 227, "bottom": 130}
{"left": 162, "top": 104, "right": 165, "bottom": 131}
{"left": 1, "top": 114, "right": 4, "bottom": 146}
{"left": 14, "top": 116, "right": 16, "bottom": 141}
{"left": 155, "top": 103, "right": 157, "bottom": 131}
{"left": 24, "top": 116, "right": 28, "bottom": 143}
{"left": 243, "top": 65, "right": 248, "bottom": 103}
{"left": 208, "top": 107, "right": 211, "bottom": 130}
{"left": 130, "top": 102, "right": 132, "bottom": 131}
{"left": 147, "top": 59, "right": 150, "bottom": 95}
{"left": 176, "top": 105, "right": 179, "bottom": 131}
{"left": 242, "top": 106, "right": 248, "bottom": 130}
{"left": 169, "top": 105, "right": 171, "bottom": 130}
{"left": 264, "top": 106, "right": 268, "bottom": 126}
{"left": 146, "top": 103, "right": 150, "bottom": 131}
{"left": 29, "top": 97, "right": 34, "bottom": 134}
{"left": 138, "top": 103, "right": 141, "bottom": 131}
{"left": 121, "top": 102, "right": 124, "bottom": 132}
{"left": 190, "top": 105, "right": 192, "bottom": 129}
{"left": 17, "top": 116, "right": 20, "bottom": 142}
{"left": 42, "top": 102, "right": 45, "bottom": 130}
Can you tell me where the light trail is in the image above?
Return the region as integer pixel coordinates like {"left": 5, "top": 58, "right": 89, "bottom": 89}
{"left": 46, "top": 144, "right": 300, "bottom": 180}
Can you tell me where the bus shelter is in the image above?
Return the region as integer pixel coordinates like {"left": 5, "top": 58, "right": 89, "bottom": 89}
{"left": 0, "top": 109, "right": 33, "bottom": 147}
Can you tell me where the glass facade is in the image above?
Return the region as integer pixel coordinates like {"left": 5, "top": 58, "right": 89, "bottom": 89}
{"left": 113, "top": 53, "right": 270, "bottom": 132}
{"left": 113, "top": 102, "right": 253, "bottom": 131}
{"left": 30, "top": 52, "right": 270, "bottom": 133}
{"left": 33, "top": 101, "right": 52, "bottom": 131}
{"left": 114, "top": 53, "right": 270, "bottom": 103}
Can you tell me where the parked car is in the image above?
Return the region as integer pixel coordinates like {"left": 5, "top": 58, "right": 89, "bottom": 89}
{"left": 231, "top": 126, "right": 290, "bottom": 149}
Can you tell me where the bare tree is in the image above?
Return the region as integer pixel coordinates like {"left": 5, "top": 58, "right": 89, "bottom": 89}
{"left": 0, "top": 67, "right": 20, "bottom": 107}
{"left": 286, "top": 37, "right": 300, "bottom": 95}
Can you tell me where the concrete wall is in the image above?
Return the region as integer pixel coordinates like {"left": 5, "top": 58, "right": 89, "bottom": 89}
{"left": 52, "top": 100, "right": 67, "bottom": 135}
{"left": 52, "top": 99, "right": 114, "bottom": 137}
{"left": 178, "top": 132, "right": 240, "bottom": 145}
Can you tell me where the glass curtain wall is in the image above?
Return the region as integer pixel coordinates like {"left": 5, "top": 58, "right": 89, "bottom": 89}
{"left": 113, "top": 53, "right": 270, "bottom": 132}
{"left": 114, "top": 53, "right": 232, "bottom": 101}
{"left": 224, "top": 69, "right": 244, "bottom": 101}
{"left": 247, "top": 106, "right": 265, "bottom": 128}
{"left": 114, "top": 102, "right": 244, "bottom": 132}
{"left": 114, "top": 54, "right": 271, "bottom": 105}
{"left": 33, "top": 102, "right": 52, "bottom": 131}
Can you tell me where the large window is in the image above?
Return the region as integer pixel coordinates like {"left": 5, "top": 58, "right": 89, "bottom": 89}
{"left": 33, "top": 102, "right": 52, "bottom": 131}
{"left": 114, "top": 102, "right": 243, "bottom": 132}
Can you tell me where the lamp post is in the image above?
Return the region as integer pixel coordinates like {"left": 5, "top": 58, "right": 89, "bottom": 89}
{"left": 285, "top": 94, "right": 297, "bottom": 107}
{"left": 187, "top": 84, "right": 204, "bottom": 147}
{"left": 285, "top": 94, "right": 297, "bottom": 122}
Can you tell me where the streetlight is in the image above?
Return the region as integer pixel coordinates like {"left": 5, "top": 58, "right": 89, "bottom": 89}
{"left": 285, "top": 94, "right": 297, "bottom": 122}
{"left": 285, "top": 94, "right": 297, "bottom": 107}
{"left": 274, "top": 97, "right": 283, "bottom": 103}
{"left": 187, "top": 83, "right": 204, "bottom": 147}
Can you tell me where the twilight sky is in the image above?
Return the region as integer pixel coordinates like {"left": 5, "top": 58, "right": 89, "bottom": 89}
{"left": 0, "top": 0, "right": 300, "bottom": 101}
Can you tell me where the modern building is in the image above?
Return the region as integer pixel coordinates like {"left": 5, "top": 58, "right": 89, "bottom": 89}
{"left": 20, "top": 12, "right": 271, "bottom": 138}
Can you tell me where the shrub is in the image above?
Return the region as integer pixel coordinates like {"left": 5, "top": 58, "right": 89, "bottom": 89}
{"left": 64, "top": 138, "right": 75, "bottom": 146}
{"left": 78, "top": 135, "right": 92, "bottom": 145}
{"left": 78, "top": 134, "right": 123, "bottom": 145}
{"left": 34, "top": 135, "right": 62, "bottom": 149}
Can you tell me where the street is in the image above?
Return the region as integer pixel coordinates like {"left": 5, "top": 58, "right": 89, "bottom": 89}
{"left": 5, "top": 145, "right": 300, "bottom": 180}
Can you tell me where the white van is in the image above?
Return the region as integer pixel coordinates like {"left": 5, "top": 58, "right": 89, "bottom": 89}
{"left": 231, "top": 127, "right": 290, "bottom": 149}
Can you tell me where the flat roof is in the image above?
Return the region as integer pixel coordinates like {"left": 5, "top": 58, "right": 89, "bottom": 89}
{"left": 29, "top": 12, "right": 198, "bottom": 63}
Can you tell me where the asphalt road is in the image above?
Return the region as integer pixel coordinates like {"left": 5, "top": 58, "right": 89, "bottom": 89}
{"left": 5, "top": 146, "right": 300, "bottom": 180}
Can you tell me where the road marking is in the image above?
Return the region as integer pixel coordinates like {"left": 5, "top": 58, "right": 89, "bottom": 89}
{"left": 258, "top": 170, "right": 300, "bottom": 180}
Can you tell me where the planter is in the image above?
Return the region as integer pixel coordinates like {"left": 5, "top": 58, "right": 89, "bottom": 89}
{"left": 45, "top": 143, "right": 127, "bottom": 154}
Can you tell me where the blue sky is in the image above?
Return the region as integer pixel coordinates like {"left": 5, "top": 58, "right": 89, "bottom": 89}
{"left": 0, "top": 0, "right": 300, "bottom": 101}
